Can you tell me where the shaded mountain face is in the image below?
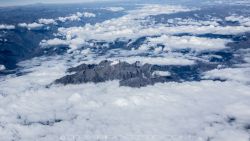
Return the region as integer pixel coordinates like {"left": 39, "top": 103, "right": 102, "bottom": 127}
{"left": 55, "top": 60, "right": 219, "bottom": 87}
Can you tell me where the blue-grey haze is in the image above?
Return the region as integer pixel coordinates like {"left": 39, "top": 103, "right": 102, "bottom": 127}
{"left": 0, "top": 0, "right": 118, "bottom": 6}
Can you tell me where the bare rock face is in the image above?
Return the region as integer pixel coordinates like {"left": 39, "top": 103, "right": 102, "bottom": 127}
{"left": 55, "top": 60, "right": 171, "bottom": 87}
{"left": 54, "top": 60, "right": 217, "bottom": 87}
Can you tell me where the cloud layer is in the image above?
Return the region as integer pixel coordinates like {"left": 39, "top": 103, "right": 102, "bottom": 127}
{"left": 1, "top": 3, "right": 250, "bottom": 141}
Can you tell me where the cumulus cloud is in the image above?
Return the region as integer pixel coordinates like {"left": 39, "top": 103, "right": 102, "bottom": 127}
{"left": 152, "top": 71, "right": 171, "bottom": 77}
{"left": 17, "top": 11, "right": 96, "bottom": 30}
{"left": 107, "top": 56, "right": 195, "bottom": 66}
{"left": 167, "top": 18, "right": 221, "bottom": 26}
{"left": 0, "top": 64, "right": 6, "bottom": 71}
{"left": 81, "top": 12, "right": 96, "bottom": 18}
{"left": 40, "top": 38, "right": 68, "bottom": 47}
{"left": 0, "top": 38, "right": 8, "bottom": 42}
{"left": 203, "top": 68, "right": 250, "bottom": 83}
{"left": 140, "top": 35, "right": 231, "bottom": 52}
{"left": 58, "top": 15, "right": 81, "bottom": 22}
{"left": 102, "top": 7, "right": 125, "bottom": 12}
{"left": 127, "top": 4, "right": 194, "bottom": 17}
{"left": 241, "top": 49, "right": 250, "bottom": 64}
{"left": 38, "top": 18, "right": 57, "bottom": 25}
{"left": 0, "top": 24, "right": 15, "bottom": 30}
{"left": 18, "top": 22, "right": 44, "bottom": 30}
{"left": 203, "top": 48, "right": 250, "bottom": 84}
{"left": 225, "top": 15, "right": 250, "bottom": 26}
{"left": 58, "top": 12, "right": 96, "bottom": 22}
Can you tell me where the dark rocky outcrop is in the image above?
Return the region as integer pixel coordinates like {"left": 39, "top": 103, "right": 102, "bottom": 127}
{"left": 55, "top": 60, "right": 155, "bottom": 87}
{"left": 55, "top": 60, "right": 217, "bottom": 87}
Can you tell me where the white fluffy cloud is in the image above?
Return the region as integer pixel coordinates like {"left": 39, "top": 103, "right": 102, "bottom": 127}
{"left": 40, "top": 38, "right": 68, "bottom": 47}
{"left": 152, "top": 70, "right": 171, "bottom": 77}
{"left": 140, "top": 35, "right": 231, "bottom": 52}
{"left": 127, "top": 4, "right": 194, "bottom": 17}
{"left": 38, "top": 18, "right": 57, "bottom": 25}
{"left": 203, "top": 68, "right": 250, "bottom": 83}
{"left": 0, "top": 24, "right": 15, "bottom": 30}
{"left": 0, "top": 64, "right": 6, "bottom": 71}
{"left": 203, "top": 48, "right": 250, "bottom": 84}
{"left": 58, "top": 15, "right": 81, "bottom": 22}
{"left": 17, "top": 11, "right": 96, "bottom": 30}
{"left": 107, "top": 56, "right": 195, "bottom": 66}
{"left": 225, "top": 15, "right": 250, "bottom": 26}
{"left": 102, "top": 7, "right": 125, "bottom": 12}
{"left": 167, "top": 18, "right": 221, "bottom": 26}
{"left": 81, "top": 12, "right": 96, "bottom": 18}
{"left": 18, "top": 22, "right": 44, "bottom": 30}
{"left": 58, "top": 12, "right": 96, "bottom": 22}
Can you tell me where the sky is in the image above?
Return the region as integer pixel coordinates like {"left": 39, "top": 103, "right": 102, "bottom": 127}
{"left": 0, "top": 0, "right": 117, "bottom": 6}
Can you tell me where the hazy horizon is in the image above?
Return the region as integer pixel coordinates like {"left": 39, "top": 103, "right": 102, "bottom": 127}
{"left": 0, "top": 0, "right": 122, "bottom": 6}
